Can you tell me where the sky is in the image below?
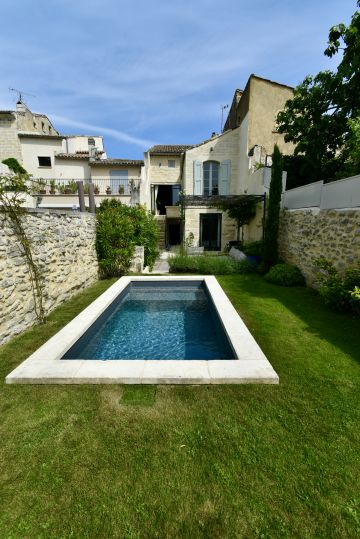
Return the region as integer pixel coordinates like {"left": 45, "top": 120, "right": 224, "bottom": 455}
{"left": 0, "top": 0, "right": 357, "bottom": 159}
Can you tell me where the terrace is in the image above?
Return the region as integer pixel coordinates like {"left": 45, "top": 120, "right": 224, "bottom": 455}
{"left": 30, "top": 177, "right": 142, "bottom": 209}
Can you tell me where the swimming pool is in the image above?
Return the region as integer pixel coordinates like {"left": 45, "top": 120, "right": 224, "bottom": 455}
{"left": 6, "top": 276, "right": 279, "bottom": 384}
{"left": 63, "top": 281, "right": 235, "bottom": 360}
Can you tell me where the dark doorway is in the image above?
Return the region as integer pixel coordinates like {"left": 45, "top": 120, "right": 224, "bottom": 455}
{"left": 167, "top": 221, "right": 181, "bottom": 245}
{"left": 200, "top": 214, "right": 222, "bottom": 251}
{"left": 155, "top": 185, "right": 180, "bottom": 215}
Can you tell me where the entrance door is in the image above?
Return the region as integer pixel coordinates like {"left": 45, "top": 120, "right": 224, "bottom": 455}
{"left": 200, "top": 214, "right": 222, "bottom": 251}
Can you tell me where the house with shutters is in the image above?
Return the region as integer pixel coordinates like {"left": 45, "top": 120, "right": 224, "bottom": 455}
{"left": 149, "top": 74, "right": 294, "bottom": 250}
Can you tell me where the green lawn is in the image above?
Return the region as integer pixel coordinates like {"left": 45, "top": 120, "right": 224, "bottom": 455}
{"left": 0, "top": 275, "right": 359, "bottom": 538}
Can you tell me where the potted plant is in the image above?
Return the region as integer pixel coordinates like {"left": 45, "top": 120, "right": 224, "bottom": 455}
{"left": 118, "top": 185, "right": 125, "bottom": 195}
{"left": 64, "top": 180, "right": 77, "bottom": 194}
{"left": 38, "top": 179, "right": 47, "bottom": 194}
{"left": 106, "top": 186, "right": 112, "bottom": 195}
{"left": 94, "top": 184, "right": 100, "bottom": 195}
{"left": 49, "top": 179, "right": 56, "bottom": 194}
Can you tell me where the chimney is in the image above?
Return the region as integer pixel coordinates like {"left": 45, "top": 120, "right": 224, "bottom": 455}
{"left": 16, "top": 101, "right": 28, "bottom": 113}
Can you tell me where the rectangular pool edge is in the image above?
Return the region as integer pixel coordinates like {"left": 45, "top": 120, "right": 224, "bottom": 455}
{"left": 5, "top": 276, "right": 279, "bottom": 385}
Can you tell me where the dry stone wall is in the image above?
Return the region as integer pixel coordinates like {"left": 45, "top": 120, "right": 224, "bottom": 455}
{"left": 0, "top": 209, "right": 98, "bottom": 345}
{"left": 279, "top": 208, "right": 360, "bottom": 285}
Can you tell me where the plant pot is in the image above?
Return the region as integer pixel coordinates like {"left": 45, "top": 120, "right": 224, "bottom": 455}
{"left": 106, "top": 188, "right": 112, "bottom": 195}
{"left": 49, "top": 189, "right": 56, "bottom": 195}
{"left": 39, "top": 189, "right": 46, "bottom": 195}
{"left": 65, "top": 188, "right": 72, "bottom": 194}
{"left": 94, "top": 189, "right": 100, "bottom": 195}
{"left": 118, "top": 187, "right": 125, "bottom": 195}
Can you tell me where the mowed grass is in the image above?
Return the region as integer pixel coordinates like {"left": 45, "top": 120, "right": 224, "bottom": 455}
{"left": 0, "top": 275, "right": 359, "bottom": 538}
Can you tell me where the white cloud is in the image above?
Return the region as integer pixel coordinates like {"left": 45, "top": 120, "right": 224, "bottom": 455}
{"left": 50, "top": 114, "right": 155, "bottom": 149}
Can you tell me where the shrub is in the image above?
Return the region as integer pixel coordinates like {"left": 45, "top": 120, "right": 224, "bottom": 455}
{"left": 242, "top": 240, "right": 263, "bottom": 258}
{"left": 314, "top": 258, "right": 360, "bottom": 313}
{"left": 264, "top": 263, "right": 305, "bottom": 286}
{"left": 96, "top": 199, "right": 159, "bottom": 277}
{"left": 169, "top": 254, "right": 254, "bottom": 275}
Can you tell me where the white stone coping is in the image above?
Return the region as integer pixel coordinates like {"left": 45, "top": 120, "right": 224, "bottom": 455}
{"left": 6, "top": 276, "right": 279, "bottom": 385}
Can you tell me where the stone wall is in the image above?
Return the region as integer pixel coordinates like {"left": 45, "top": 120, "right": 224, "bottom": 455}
{"left": 0, "top": 209, "right": 98, "bottom": 345}
{"left": 279, "top": 208, "right": 360, "bottom": 285}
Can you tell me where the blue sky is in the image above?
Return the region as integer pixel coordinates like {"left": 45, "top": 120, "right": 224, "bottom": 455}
{"left": 0, "top": 0, "right": 356, "bottom": 159}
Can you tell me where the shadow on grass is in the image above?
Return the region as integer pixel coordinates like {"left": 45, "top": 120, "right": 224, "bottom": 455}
{"left": 218, "top": 274, "right": 360, "bottom": 366}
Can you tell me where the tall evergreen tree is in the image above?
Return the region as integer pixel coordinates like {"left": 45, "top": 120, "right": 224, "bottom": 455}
{"left": 263, "top": 145, "right": 283, "bottom": 271}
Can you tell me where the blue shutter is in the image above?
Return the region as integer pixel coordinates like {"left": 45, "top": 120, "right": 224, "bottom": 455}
{"left": 219, "top": 160, "right": 231, "bottom": 195}
{"left": 193, "top": 161, "right": 203, "bottom": 195}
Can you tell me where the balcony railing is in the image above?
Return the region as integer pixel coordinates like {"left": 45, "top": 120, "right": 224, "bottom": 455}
{"left": 30, "top": 178, "right": 141, "bottom": 196}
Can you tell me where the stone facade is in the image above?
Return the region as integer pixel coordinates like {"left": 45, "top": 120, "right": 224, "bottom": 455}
{"left": 279, "top": 208, "right": 360, "bottom": 285}
{"left": 0, "top": 209, "right": 98, "bottom": 345}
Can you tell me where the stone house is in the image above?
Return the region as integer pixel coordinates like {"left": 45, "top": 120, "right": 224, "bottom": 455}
{"left": 0, "top": 102, "right": 143, "bottom": 208}
{"left": 142, "top": 74, "right": 294, "bottom": 250}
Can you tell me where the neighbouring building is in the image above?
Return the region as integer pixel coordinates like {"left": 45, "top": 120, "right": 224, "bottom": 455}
{"left": 0, "top": 101, "right": 143, "bottom": 208}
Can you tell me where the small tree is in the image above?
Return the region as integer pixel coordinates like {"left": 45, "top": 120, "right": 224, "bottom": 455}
{"left": 96, "top": 199, "right": 159, "bottom": 277}
{"left": 262, "top": 145, "right": 283, "bottom": 271}
{"left": 209, "top": 198, "right": 257, "bottom": 242}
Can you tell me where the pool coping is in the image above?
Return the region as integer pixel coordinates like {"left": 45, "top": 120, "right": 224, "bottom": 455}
{"left": 5, "top": 276, "right": 279, "bottom": 385}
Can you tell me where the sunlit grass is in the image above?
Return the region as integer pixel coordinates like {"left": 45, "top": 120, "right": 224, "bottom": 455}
{"left": 0, "top": 274, "right": 359, "bottom": 538}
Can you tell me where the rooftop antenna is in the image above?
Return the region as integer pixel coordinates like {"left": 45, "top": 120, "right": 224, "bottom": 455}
{"left": 220, "top": 104, "right": 229, "bottom": 132}
{"left": 9, "top": 87, "right": 36, "bottom": 105}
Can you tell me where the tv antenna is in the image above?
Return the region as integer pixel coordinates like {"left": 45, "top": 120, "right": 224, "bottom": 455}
{"left": 220, "top": 104, "right": 229, "bottom": 132}
{"left": 9, "top": 87, "right": 36, "bottom": 105}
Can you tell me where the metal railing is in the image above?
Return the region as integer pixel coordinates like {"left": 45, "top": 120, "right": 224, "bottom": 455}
{"left": 30, "top": 177, "right": 141, "bottom": 196}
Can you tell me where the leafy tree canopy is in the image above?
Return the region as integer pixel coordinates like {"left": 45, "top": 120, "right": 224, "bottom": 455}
{"left": 277, "top": 2, "right": 360, "bottom": 184}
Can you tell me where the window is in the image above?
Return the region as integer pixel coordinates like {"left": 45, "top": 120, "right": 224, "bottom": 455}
{"left": 168, "top": 159, "right": 176, "bottom": 168}
{"left": 88, "top": 138, "right": 95, "bottom": 148}
{"left": 194, "top": 160, "right": 230, "bottom": 196}
{"left": 203, "top": 161, "right": 219, "bottom": 195}
{"left": 41, "top": 121, "right": 45, "bottom": 132}
{"left": 38, "top": 156, "right": 51, "bottom": 167}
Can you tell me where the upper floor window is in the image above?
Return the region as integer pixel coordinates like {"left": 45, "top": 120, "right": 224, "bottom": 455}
{"left": 203, "top": 161, "right": 219, "bottom": 195}
{"left": 194, "top": 160, "right": 230, "bottom": 196}
{"left": 38, "top": 156, "right": 51, "bottom": 167}
{"left": 168, "top": 159, "right": 176, "bottom": 168}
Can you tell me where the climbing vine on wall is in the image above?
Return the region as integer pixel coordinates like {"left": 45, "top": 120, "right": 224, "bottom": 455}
{"left": 0, "top": 161, "right": 45, "bottom": 323}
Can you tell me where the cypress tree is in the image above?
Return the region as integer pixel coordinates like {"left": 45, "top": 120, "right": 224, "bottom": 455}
{"left": 263, "top": 144, "right": 283, "bottom": 271}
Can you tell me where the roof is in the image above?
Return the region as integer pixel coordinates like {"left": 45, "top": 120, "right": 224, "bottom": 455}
{"left": 0, "top": 110, "right": 16, "bottom": 115}
{"left": 55, "top": 153, "right": 90, "bottom": 160}
{"left": 89, "top": 158, "right": 144, "bottom": 167}
{"left": 18, "top": 132, "right": 63, "bottom": 139}
{"left": 249, "top": 73, "right": 294, "bottom": 91}
{"left": 148, "top": 145, "right": 193, "bottom": 154}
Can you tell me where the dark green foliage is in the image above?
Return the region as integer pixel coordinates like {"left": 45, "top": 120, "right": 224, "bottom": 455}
{"left": 262, "top": 145, "right": 283, "bottom": 271}
{"left": 264, "top": 263, "right": 305, "bottom": 287}
{"left": 169, "top": 254, "right": 254, "bottom": 274}
{"left": 242, "top": 240, "right": 263, "bottom": 258}
{"left": 2, "top": 157, "right": 27, "bottom": 175}
{"left": 314, "top": 258, "right": 360, "bottom": 313}
{"left": 96, "top": 199, "right": 159, "bottom": 277}
{"left": 277, "top": 5, "right": 360, "bottom": 184}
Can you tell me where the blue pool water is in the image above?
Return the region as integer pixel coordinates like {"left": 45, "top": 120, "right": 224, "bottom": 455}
{"left": 62, "top": 282, "right": 235, "bottom": 360}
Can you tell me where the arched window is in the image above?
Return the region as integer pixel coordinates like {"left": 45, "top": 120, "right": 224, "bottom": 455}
{"left": 203, "top": 161, "right": 219, "bottom": 196}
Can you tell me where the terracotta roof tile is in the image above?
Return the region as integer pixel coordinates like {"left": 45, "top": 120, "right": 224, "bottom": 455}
{"left": 89, "top": 158, "right": 144, "bottom": 166}
{"left": 148, "top": 145, "right": 193, "bottom": 154}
